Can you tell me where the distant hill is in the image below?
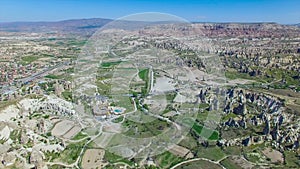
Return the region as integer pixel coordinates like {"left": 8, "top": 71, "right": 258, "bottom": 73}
{"left": 0, "top": 18, "right": 112, "bottom": 34}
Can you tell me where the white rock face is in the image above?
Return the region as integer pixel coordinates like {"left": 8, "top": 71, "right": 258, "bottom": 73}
{"left": 18, "top": 96, "right": 75, "bottom": 117}
{"left": 19, "top": 99, "right": 41, "bottom": 115}
{"left": 33, "top": 143, "right": 65, "bottom": 152}
{"left": 0, "top": 105, "right": 19, "bottom": 122}
{"left": 0, "top": 126, "right": 11, "bottom": 140}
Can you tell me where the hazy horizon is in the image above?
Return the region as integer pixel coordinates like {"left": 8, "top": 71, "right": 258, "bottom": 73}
{"left": 0, "top": 16, "right": 298, "bottom": 25}
{"left": 0, "top": 0, "right": 299, "bottom": 24}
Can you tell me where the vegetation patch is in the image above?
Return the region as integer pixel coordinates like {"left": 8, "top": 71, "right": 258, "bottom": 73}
{"left": 58, "top": 140, "right": 86, "bottom": 164}
{"left": 155, "top": 151, "right": 184, "bottom": 169}
{"left": 112, "top": 116, "right": 124, "bottom": 123}
{"left": 21, "top": 55, "right": 39, "bottom": 63}
{"left": 62, "top": 91, "right": 73, "bottom": 101}
{"left": 138, "top": 68, "right": 150, "bottom": 96}
{"left": 123, "top": 118, "right": 170, "bottom": 138}
{"left": 220, "top": 158, "right": 241, "bottom": 169}
{"left": 178, "top": 132, "right": 199, "bottom": 150}
{"left": 72, "top": 131, "right": 88, "bottom": 140}
{"left": 222, "top": 146, "right": 242, "bottom": 156}
{"left": 103, "top": 151, "right": 134, "bottom": 166}
{"left": 284, "top": 151, "right": 300, "bottom": 168}
{"left": 192, "top": 123, "right": 219, "bottom": 140}
{"left": 101, "top": 61, "right": 122, "bottom": 68}
{"left": 195, "top": 146, "right": 226, "bottom": 161}
{"left": 44, "top": 74, "right": 62, "bottom": 79}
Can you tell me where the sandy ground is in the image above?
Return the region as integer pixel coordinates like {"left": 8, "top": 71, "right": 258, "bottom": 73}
{"left": 152, "top": 77, "right": 175, "bottom": 92}
{"left": 144, "top": 95, "right": 167, "bottom": 114}
{"left": 230, "top": 156, "right": 254, "bottom": 169}
{"left": 0, "top": 144, "right": 10, "bottom": 155}
{"left": 51, "top": 120, "right": 74, "bottom": 137}
{"left": 262, "top": 147, "right": 284, "bottom": 163}
{"left": 174, "top": 93, "right": 189, "bottom": 103}
{"left": 174, "top": 89, "right": 198, "bottom": 103}
{"left": 63, "top": 126, "right": 81, "bottom": 139}
{"left": 82, "top": 149, "right": 106, "bottom": 169}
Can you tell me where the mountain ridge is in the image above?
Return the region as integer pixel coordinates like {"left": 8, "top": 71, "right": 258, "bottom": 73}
{"left": 0, "top": 18, "right": 299, "bottom": 37}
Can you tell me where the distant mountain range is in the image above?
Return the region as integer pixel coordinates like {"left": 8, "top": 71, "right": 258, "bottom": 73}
{"left": 0, "top": 18, "right": 299, "bottom": 36}
{"left": 0, "top": 18, "right": 112, "bottom": 34}
{"left": 294, "top": 23, "right": 300, "bottom": 27}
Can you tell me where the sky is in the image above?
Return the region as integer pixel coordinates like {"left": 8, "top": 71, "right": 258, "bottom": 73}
{"left": 0, "top": 0, "right": 299, "bottom": 24}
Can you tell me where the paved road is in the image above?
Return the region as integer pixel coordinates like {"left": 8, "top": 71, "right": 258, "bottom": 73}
{"left": 18, "top": 61, "right": 70, "bottom": 84}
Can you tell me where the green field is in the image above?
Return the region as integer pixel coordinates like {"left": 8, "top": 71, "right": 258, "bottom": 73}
{"left": 196, "top": 146, "right": 226, "bottom": 161}
{"left": 220, "top": 158, "right": 241, "bottom": 169}
{"left": 221, "top": 146, "right": 242, "bottom": 156}
{"left": 138, "top": 68, "right": 150, "bottom": 96}
{"left": 192, "top": 123, "right": 219, "bottom": 140}
{"left": 138, "top": 68, "right": 149, "bottom": 81}
{"left": 155, "top": 151, "right": 184, "bottom": 169}
{"left": 180, "top": 117, "right": 219, "bottom": 140}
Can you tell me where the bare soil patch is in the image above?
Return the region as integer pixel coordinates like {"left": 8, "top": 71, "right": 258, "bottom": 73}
{"left": 262, "top": 147, "right": 284, "bottom": 164}
{"left": 82, "top": 149, "right": 106, "bottom": 169}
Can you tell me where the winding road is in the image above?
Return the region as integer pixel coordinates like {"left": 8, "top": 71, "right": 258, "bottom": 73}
{"left": 170, "top": 156, "right": 228, "bottom": 169}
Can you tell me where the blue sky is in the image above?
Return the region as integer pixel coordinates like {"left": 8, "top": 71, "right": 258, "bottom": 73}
{"left": 0, "top": 0, "right": 299, "bottom": 24}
